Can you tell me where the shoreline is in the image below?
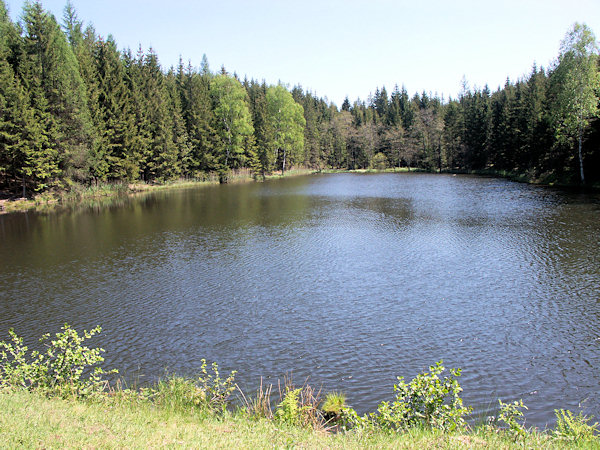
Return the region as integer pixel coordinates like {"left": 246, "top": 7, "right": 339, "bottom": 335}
{"left": 1, "top": 167, "right": 597, "bottom": 216}
{"left": 0, "top": 168, "right": 315, "bottom": 215}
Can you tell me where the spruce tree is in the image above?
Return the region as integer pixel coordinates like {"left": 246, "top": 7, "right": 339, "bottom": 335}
{"left": 179, "top": 61, "right": 216, "bottom": 174}
{"left": 95, "top": 36, "right": 138, "bottom": 180}
{"left": 20, "top": 1, "right": 94, "bottom": 186}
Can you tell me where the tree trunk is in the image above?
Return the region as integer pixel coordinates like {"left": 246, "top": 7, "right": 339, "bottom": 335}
{"left": 282, "top": 149, "right": 286, "bottom": 175}
{"left": 578, "top": 130, "right": 585, "bottom": 184}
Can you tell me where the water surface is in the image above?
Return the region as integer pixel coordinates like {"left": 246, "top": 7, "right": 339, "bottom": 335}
{"left": 1, "top": 173, "right": 599, "bottom": 426}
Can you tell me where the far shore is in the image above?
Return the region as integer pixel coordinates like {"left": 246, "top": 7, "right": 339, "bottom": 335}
{"left": 1, "top": 167, "right": 597, "bottom": 216}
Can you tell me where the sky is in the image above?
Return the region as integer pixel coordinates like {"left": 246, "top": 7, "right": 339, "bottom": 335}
{"left": 4, "top": 0, "right": 600, "bottom": 107}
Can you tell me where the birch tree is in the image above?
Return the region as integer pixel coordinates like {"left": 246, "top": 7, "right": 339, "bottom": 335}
{"left": 266, "top": 85, "right": 305, "bottom": 174}
{"left": 550, "top": 23, "right": 599, "bottom": 184}
{"left": 210, "top": 74, "right": 253, "bottom": 176}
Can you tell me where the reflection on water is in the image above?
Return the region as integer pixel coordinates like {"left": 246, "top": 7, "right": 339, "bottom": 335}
{"left": 1, "top": 173, "right": 600, "bottom": 426}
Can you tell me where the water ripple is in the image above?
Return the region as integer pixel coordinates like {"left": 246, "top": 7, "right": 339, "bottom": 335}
{"left": 1, "top": 174, "right": 599, "bottom": 425}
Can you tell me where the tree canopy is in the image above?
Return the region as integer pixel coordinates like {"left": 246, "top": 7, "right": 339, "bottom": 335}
{"left": 1, "top": 1, "right": 599, "bottom": 195}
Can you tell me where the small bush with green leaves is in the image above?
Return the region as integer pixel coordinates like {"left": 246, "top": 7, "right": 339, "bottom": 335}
{"left": 0, "top": 324, "right": 116, "bottom": 398}
{"left": 553, "top": 409, "right": 598, "bottom": 442}
{"left": 197, "top": 358, "right": 237, "bottom": 412}
{"left": 375, "top": 361, "right": 470, "bottom": 431}
{"left": 498, "top": 399, "right": 528, "bottom": 440}
{"left": 341, "top": 361, "right": 470, "bottom": 433}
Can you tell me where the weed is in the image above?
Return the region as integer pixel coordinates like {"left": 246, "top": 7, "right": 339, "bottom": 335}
{"left": 498, "top": 399, "right": 528, "bottom": 441}
{"left": 553, "top": 409, "right": 598, "bottom": 442}
{"left": 237, "top": 377, "right": 274, "bottom": 419}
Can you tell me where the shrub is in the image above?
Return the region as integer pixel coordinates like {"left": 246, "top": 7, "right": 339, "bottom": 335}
{"left": 375, "top": 361, "right": 470, "bottom": 432}
{"left": 341, "top": 361, "right": 470, "bottom": 433}
{"left": 153, "top": 360, "right": 237, "bottom": 414}
{"left": 196, "top": 358, "right": 237, "bottom": 412}
{"left": 498, "top": 399, "right": 528, "bottom": 440}
{"left": 0, "top": 324, "right": 116, "bottom": 398}
{"left": 371, "top": 152, "right": 389, "bottom": 170}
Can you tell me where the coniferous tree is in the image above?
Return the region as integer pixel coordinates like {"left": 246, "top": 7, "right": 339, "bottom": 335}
{"left": 93, "top": 36, "right": 139, "bottom": 180}
{"left": 165, "top": 68, "right": 190, "bottom": 174}
{"left": 0, "top": 1, "right": 45, "bottom": 194}
{"left": 179, "top": 61, "right": 217, "bottom": 174}
{"left": 246, "top": 80, "right": 273, "bottom": 176}
{"left": 20, "top": 1, "right": 95, "bottom": 185}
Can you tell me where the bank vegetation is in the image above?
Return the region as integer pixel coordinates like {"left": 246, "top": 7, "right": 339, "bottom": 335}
{"left": 1, "top": 324, "right": 598, "bottom": 448}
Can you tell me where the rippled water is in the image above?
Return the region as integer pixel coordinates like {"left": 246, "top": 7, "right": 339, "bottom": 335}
{"left": 1, "top": 173, "right": 599, "bottom": 426}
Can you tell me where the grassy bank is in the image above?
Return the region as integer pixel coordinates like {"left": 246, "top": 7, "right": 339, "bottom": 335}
{"left": 0, "top": 389, "right": 576, "bottom": 449}
{"left": 0, "top": 325, "right": 598, "bottom": 448}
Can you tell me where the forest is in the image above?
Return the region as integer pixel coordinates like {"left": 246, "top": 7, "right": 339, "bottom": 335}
{"left": 1, "top": 1, "right": 599, "bottom": 196}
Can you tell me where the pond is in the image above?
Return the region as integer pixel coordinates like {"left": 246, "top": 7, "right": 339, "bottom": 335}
{"left": 1, "top": 173, "right": 599, "bottom": 426}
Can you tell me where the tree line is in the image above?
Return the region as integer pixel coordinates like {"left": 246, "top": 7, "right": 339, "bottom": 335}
{"left": 1, "top": 1, "right": 599, "bottom": 196}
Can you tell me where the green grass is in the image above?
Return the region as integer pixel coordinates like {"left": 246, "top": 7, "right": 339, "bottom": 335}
{"left": 1, "top": 389, "right": 597, "bottom": 449}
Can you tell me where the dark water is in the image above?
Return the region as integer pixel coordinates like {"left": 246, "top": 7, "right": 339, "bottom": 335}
{"left": 1, "top": 173, "right": 600, "bottom": 426}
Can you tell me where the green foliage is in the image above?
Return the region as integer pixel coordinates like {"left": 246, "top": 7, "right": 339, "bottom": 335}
{"left": 375, "top": 361, "right": 470, "bottom": 432}
{"left": 148, "top": 360, "right": 237, "bottom": 414}
{"left": 371, "top": 152, "right": 388, "bottom": 170}
{"left": 341, "top": 361, "right": 470, "bottom": 434}
{"left": 497, "top": 399, "right": 528, "bottom": 440}
{"left": 0, "top": 324, "right": 116, "bottom": 398}
{"left": 275, "top": 388, "right": 303, "bottom": 426}
{"left": 153, "top": 375, "right": 207, "bottom": 412}
{"left": 137, "top": 359, "right": 237, "bottom": 414}
{"left": 321, "top": 391, "right": 346, "bottom": 416}
{"left": 549, "top": 23, "right": 600, "bottom": 183}
{"left": 340, "top": 405, "right": 373, "bottom": 433}
{"left": 196, "top": 358, "right": 237, "bottom": 412}
{"left": 1, "top": 325, "right": 598, "bottom": 446}
{"left": 210, "top": 74, "right": 254, "bottom": 172}
{"left": 266, "top": 84, "right": 305, "bottom": 173}
{"left": 553, "top": 409, "right": 598, "bottom": 442}
{"left": 2, "top": 1, "right": 600, "bottom": 194}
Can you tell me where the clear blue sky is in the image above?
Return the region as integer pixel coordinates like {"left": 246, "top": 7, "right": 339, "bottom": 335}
{"left": 5, "top": 0, "right": 600, "bottom": 106}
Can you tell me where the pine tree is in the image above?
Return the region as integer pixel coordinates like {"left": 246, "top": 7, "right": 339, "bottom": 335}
{"left": 246, "top": 80, "right": 273, "bottom": 176}
{"left": 165, "top": 68, "right": 190, "bottom": 176}
{"left": 93, "top": 36, "right": 139, "bottom": 180}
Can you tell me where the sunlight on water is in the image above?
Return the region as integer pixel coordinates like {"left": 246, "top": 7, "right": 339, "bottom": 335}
{"left": 1, "top": 173, "right": 599, "bottom": 426}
